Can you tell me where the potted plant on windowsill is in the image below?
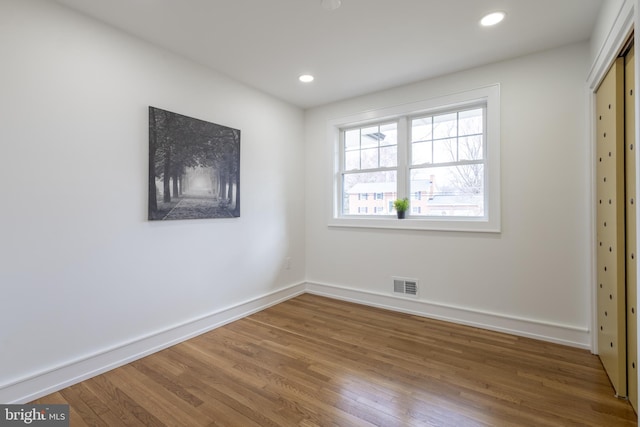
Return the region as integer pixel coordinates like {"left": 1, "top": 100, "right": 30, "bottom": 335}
{"left": 393, "top": 198, "right": 409, "bottom": 219}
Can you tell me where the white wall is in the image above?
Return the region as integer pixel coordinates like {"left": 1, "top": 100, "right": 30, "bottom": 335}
{"left": 0, "top": 0, "right": 305, "bottom": 400}
{"left": 591, "top": 0, "right": 627, "bottom": 64}
{"left": 304, "top": 42, "right": 592, "bottom": 347}
{"left": 0, "top": 0, "right": 603, "bottom": 404}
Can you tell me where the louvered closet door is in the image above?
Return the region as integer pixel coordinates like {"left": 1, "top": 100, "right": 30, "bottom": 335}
{"left": 625, "top": 45, "right": 638, "bottom": 412}
{"left": 596, "top": 57, "right": 627, "bottom": 397}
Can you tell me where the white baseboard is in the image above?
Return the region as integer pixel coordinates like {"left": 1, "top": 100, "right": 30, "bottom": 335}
{"left": 305, "top": 281, "right": 591, "bottom": 350}
{"left": 0, "top": 283, "right": 306, "bottom": 404}
{"left": 1, "top": 280, "right": 591, "bottom": 404}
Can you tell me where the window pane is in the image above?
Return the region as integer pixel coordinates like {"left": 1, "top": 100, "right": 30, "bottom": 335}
{"left": 410, "top": 165, "right": 484, "bottom": 217}
{"left": 343, "top": 122, "right": 397, "bottom": 171}
{"left": 380, "top": 145, "right": 397, "bottom": 167}
{"left": 458, "top": 108, "right": 483, "bottom": 136}
{"left": 345, "top": 150, "right": 360, "bottom": 171}
{"left": 433, "top": 138, "right": 457, "bottom": 163}
{"left": 433, "top": 113, "right": 457, "bottom": 139}
{"left": 360, "top": 126, "right": 380, "bottom": 148}
{"left": 380, "top": 123, "right": 398, "bottom": 146}
{"left": 361, "top": 147, "right": 379, "bottom": 169}
{"left": 412, "top": 117, "right": 432, "bottom": 142}
{"left": 458, "top": 135, "right": 483, "bottom": 161}
{"left": 342, "top": 171, "right": 397, "bottom": 215}
{"left": 345, "top": 129, "right": 360, "bottom": 150}
{"left": 412, "top": 141, "right": 432, "bottom": 165}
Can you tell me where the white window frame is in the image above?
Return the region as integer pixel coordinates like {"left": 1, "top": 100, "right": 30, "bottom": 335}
{"left": 328, "top": 84, "right": 501, "bottom": 233}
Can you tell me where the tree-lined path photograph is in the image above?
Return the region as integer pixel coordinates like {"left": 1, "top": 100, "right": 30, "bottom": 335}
{"left": 148, "top": 106, "right": 240, "bottom": 220}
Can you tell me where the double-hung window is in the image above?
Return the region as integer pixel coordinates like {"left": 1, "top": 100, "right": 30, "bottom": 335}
{"left": 330, "top": 85, "right": 500, "bottom": 232}
{"left": 409, "top": 107, "right": 485, "bottom": 218}
{"left": 342, "top": 122, "right": 398, "bottom": 216}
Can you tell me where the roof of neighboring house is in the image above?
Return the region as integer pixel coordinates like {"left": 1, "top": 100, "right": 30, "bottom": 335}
{"left": 347, "top": 180, "right": 431, "bottom": 194}
{"left": 425, "top": 194, "right": 482, "bottom": 207}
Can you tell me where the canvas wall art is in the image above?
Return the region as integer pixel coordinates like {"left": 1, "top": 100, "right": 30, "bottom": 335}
{"left": 148, "top": 106, "right": 240, "bottom": 220}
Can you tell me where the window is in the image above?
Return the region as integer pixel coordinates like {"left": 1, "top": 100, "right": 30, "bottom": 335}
{"left": 410, "top": 108, "right": 485, "bottom": 218}
{"left": 329, "top": 85, "right": 500, "bottom": 232}
{"left": 342, "top": 123, "right": 397, "bottom": 216}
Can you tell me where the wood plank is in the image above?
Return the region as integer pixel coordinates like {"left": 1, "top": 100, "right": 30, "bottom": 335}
{"left": 31, "top": 391, "right": 90, "bottom": 427}
{"left": 32, "top": 294, "right": 637, "bottom": 426}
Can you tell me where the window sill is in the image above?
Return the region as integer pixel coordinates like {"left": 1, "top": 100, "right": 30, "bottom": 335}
{"left": 328, "top": 216, "right": 500, "bottom": 233}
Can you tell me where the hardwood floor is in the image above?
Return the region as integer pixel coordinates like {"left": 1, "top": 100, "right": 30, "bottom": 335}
{"left": 32, "top": 294, "right": 637, "bottom": 426}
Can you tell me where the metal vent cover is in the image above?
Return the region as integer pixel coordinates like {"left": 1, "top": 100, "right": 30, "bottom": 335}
{"left": 393, "top": 277, "right": 419, "bottom": 297}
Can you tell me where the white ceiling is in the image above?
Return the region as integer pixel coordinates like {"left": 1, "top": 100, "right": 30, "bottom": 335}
{"left": 53, "top": 0, "right": 603, "bottom": 109}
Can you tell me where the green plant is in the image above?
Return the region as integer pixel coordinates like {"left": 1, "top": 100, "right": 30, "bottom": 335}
{"left": 393, "top": 197, "right": 409, "bottom": 212}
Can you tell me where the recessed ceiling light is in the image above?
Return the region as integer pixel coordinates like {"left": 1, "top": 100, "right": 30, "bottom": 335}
{"left": 299, "top": 74, "right": 314, "bottom": 83}
{"left": 480, "top": 11, "right": 506, "bottom": 27}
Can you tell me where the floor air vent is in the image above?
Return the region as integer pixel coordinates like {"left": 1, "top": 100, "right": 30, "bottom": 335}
{"left": 393, "top": 277, "right": 419, "bottom": 297}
